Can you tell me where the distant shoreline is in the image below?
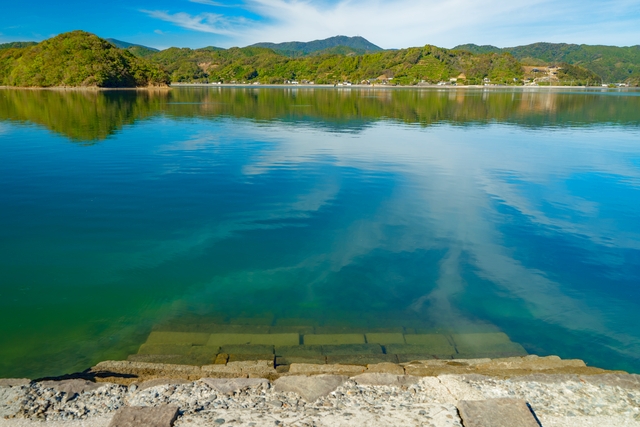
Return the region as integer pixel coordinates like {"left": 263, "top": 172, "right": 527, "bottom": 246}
{"left": 0, "top": 84, "right": 635, "bottom": 91}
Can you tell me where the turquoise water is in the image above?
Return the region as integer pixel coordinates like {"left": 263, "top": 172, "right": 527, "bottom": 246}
{"left": 1, "top": 87, "right": 640, "bottom": 378}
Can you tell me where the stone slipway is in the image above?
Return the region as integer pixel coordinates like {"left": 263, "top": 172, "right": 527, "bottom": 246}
{"left": 1, "top": 356, "right": 639, "bottom": 427}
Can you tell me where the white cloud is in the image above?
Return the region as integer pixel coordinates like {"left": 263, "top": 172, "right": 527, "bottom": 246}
{"left": 141, "top": 10, "right": 251, "bottom": 37}
{"left": 144, "top": 0, "right": 640, "bottom": 48}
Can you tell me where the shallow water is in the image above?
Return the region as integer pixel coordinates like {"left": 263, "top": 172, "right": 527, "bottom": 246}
{"left": 1, "top": 87, "right": 639, "bottom": 378}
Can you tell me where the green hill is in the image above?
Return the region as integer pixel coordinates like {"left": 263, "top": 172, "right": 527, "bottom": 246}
{"left": 106, "top": 38, "right": 159, "bottom": 58}
{"left": 0, "top": 31, "right": 169, "bottom": 87}
{"left": 147, "top": 43, "right": 525, "bottom": 85}
{"left": 249, "top": 36, "right": 383, "bottom": 57}
{"left": 455, "top": 42, "right": 640, "bottom": 83}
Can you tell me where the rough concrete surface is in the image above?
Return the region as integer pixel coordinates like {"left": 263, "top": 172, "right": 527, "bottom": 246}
{"left": 108, "top": 406, "right": 178, "bottom": 427}
{"left": 457, "top": 398, "right": 539, "bottom": 427}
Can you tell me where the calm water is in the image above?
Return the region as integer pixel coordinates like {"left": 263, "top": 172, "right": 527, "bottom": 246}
{"left": 1, "top": 87, "right": 640, "bottom": 378}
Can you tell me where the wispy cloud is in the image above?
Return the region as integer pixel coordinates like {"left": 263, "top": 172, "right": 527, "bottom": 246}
{"left": 189, "top": 0, "right": 243, "bottom": 7}
{"left": 141, "top": 10, "right": 250, "bottom": 37}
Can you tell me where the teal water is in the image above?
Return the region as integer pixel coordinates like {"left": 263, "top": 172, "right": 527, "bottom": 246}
{"left": 1, "top": 87, "right": 640, "bottom": 378}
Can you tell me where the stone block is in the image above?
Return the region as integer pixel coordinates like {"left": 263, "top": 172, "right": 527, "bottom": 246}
{"left": 366, "top": 362, "right": 405, "bottom": 375}
{"left": 365, "top": 333, "right": 406, "bottom": 344}
{"left": 269, "top": 325, "right": 316, "bottom": 334}
{"left": 188, "top": 346, "right": 220, "bottom": 357}
{"left": 451, "top": 332, "right": 513, "bottom": 352}
{"left": 138, "top": 343, "right": 193, "bottom": 355}
{"left": 228, "top": 353, "right": 275, "bottom": 363}
{"left": 207, "top": 334, "right": 254, "bottom": 346}
{"left": 225, "top": 360, "right": 276, "bottom": 377}
{"left": 221, "top": 344, "right": 274, "bottom": 354}
{"left": 250, "top": 333, "right": 300, "bottom": 346}
{"left": 326, "top": 354, "right": 398, "bottom": 366}
{"left": 288, "top": 363, "right": 365, "bottom": 376}
{"left": 476, "top": 355, "right": 585, "bottom": 371}
{"left": 276, "top": 356, "right": 326, "bottom": 365}
{"left": 201, "top": 377, "right": 269, "bottom": 393}
{"left": 457, "top": 398, "right": 540, "bottom": 427}
{"left": 145, "top": 331, "right": 210, "bottom": 346}
{"left": 275, "top": 345, "right": 324, "bottom": 357}
{"left": 108, "top": 405, "right": 179, "bottom": 427}
{"left": 396, "top": 354, "right": 451, "bottom": 363}
{"left": 214, "top": 353, "right": 228, "bottom": 364}
{"left": 405, "top": 333, "right": 451, "bottom": 345}
{"left": 207, "top": 324, "right": 271, "bottom": 334}
{"left": 322, "top": 344, "right": 383, "bottom": 355}
{"left": 274, "top": 375, "right": 348, "bottom": 402}
{"left": 385, "top": 342, "right": 456, "bottom": 355}
{"left": 304, "top": 333, "right": 366, "bottom": 345}
{"left": 200, "top": 364, "right": 247, "bottom": 379}
{"left": 366, "top": 327, "right": 406, "bottom": 334}
{"left": 314, "top": 326, "right": 369, "bottom": 334}
{"left": 274, "top": 318, "right": 319, "bottom": 327}
{"left": 128, "top": 354, "right": 186, "bottom": 364}
{"left": 92, "top": 361, "right": 203, "bottom": 380}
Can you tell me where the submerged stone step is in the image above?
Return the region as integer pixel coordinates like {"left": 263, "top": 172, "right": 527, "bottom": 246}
{"left": 145, "top": 331, "right": 210, "bottom": 346}
{"left": 228, "top": 354, "right": 275, "bottom": 363}
{"left": 220, "top": 344, "right": 274, "bottom": 355}
{"left": 385, "top": 343, "right": 456, "bottom": 356}
{"left": 276, "top": 355, "right": 326, "bottom": 365}
{"left": 303, "top": 334, "right": 366, "bottom": 345}
{"left": 321, "top": 344, "right": 383, "bottom": 355}
{"left": 326, "top": 354, "right": 399, "bottom": 365}
{"left": 404, "top": 333, "right": 453, "bottom": 347}
{"left": 451, "top": 333, "right": 527, "bottom": 357}
{"left": 138, "top": 343, "right": 193, "bottom": 355}
{"left": 275, "top": 345, "right": 324, "bottom": 357}
{"left": 207, "top": 333, "right": 299, "bottom": 347}
{"left": 365, "top": 332, "right": 406, "bottom": 344}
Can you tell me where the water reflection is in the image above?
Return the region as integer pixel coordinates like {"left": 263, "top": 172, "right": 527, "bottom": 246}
{"left": 1, "top": 88, "right": 639, "bottom": 377}
{"left": 1, "top": 87, "right": 639, "bottom": 142}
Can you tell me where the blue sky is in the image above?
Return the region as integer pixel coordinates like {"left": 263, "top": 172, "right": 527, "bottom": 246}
{"left": 1, "top": 0, "right": 640, "bottom": 50}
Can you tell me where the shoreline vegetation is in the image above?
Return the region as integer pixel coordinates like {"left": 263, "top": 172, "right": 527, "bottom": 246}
{"left": 2, "top": 31, "right": 638, "bottom": 89}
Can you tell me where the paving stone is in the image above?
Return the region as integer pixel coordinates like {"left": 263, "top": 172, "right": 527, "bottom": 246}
{"left": 352, "top": 373, "right": 420, "bottom": 386}
{"left": 220, "top": 344, "right": 274, "bottom": 355}
{"left": 365, "top": 333, "right": 406, "bottom": 344}
{"left": 274, "top": 375, "right": 348, "bottom": 402}
{"left": 276, "top": 356, "right": 326, "bottom": 365}
{"left": 275, "top": 345, "right": 324, "bottom": 357}
{"left": 457, "top": 398, "right": 540, "bottom": 427}
{"left": 366, "top": 362, "right": 405, "bottom": 375}
{"left": 145, "top": 331, "right": 211, "bottom": 346}
{"left": 397, "top": 354, "right": 452, "bottom": 363}
{"left": 321, "top": 344, "right": 383, "bottom": 355}
{"left": 228, "top": 353, "right": 275, "bottom": 362}
{"left": 304, "top": 333, "right": 366, "bottom": 345}
{"left": 326, "top": 354, "right": 398, "bottom": 365}
{"left": 288, "top": 363, "right": 366, "bottom": 376}
{"left": 201, "top": 377, "right": 269, "bottom": 393}
{"left": 108, "top": 405, "right": 179, "bottom": 427}
{"left": 138, "top": 343, "right": 193, "bottom": 355}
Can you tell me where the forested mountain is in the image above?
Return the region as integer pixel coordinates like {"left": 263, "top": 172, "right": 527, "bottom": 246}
{"left": 455, "top": 42, "right": 640, "bottom": 83}
{"left": 0, "top": 31, "right": 169, "bottom": 87}
{"left": 147, "top": 43, "right": 528, "bottom": 85}
{"left": 249, "top": 36, "right": 382, "bottom": 57}
{"left": 106, "top": 38, "right": 159, "bottom": 58}
{"left": 0, "top": 42, "right": 38, "bottom": 50}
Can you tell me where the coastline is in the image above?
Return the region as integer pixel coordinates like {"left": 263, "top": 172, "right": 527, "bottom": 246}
{"left": 1, "top": 83, "right": 635, "bottom": 91}
{"left": 1, "top": 356, "right": 639, "bottom": 426}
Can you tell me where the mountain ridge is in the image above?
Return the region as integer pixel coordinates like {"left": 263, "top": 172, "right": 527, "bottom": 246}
{"left": 249, "top": 35, "right": 382, "bottom": 57}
